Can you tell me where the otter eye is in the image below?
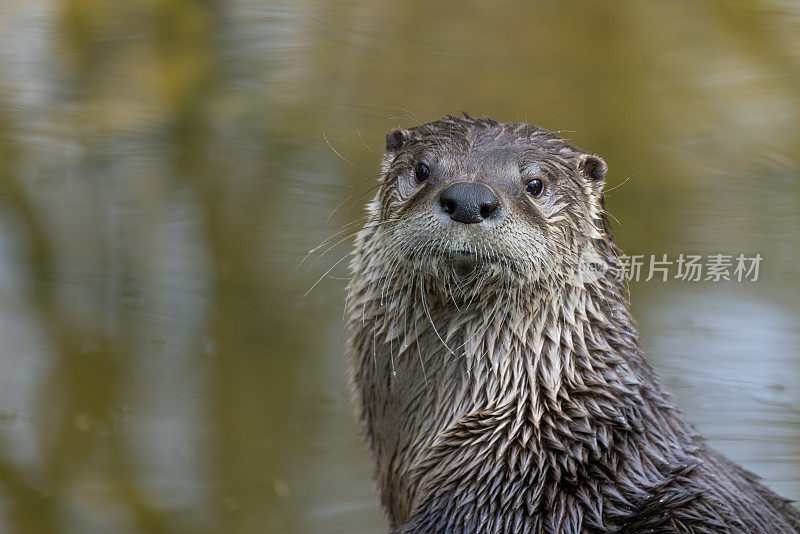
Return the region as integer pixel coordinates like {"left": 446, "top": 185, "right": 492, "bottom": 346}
{"left": 526, "top": 178, "right": 544, "bottom": 197}
{"left": 415, "top": 163, "right": 430, "bottom": 183}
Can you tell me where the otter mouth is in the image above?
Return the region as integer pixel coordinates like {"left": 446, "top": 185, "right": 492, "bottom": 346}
{"left": 449, "top": 249, "right": 488, "bottom": 277}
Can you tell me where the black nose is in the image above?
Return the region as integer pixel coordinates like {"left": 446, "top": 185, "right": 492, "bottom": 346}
{"left": 439, "top": 182, "right": 501, "bottom": 224}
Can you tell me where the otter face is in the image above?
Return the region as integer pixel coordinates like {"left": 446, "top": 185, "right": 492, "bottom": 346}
{"left": 368, "top": 117, "right": 609, "bottom": 297}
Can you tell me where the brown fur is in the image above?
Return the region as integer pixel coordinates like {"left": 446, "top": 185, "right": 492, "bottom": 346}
{"left": 345, "top": 116, "right": 800, "bottom": 533}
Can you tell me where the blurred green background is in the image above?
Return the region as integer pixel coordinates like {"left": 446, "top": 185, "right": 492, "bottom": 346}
{"left": 0, "top": 1, "right": 798, "bottom": 532}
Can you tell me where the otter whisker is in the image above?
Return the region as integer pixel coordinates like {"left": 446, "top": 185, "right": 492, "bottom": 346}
{"left": 324, "top": 193, "right": 362, "bottom": 227}
{"left": 302, "top": 220, "right": 365, "bottom": 265}
{"left": 322, "top": 131, "right": 355, "bottom": 167}
{"left": 380, "top": 232, "right": 422, "bottom": 304}
{"left": 466, "top": 269, "right": 490, "bottom": 309}
{"left": 603, "top": 175, "right": 631, "bottom": 194}
{"left": 606, "top": 210, "right": 623, "bottom": 228}
{"left": 384, "top": 105, "right": 420, "bottom": 123}
{"left": 303, "top": 217, "right": 399, "bottom": 266}
{"left": 419, "top": 275, "right": 456, "bottom": 357}
{"left": 372, "top": 319, "right": 377, "bottom": 370}
{"left": 376, "top": 230, "right": 409, "bottom": 302}
{"left": 389, "top": 336, "right": 396, "bottom": 377}
{"left": 357, "top": 130, "right": 380, "bottom": 156}
{"left": 452, "top": 285, "right": 507, "bottom": 368}
{"left": 413, "top": 309, "right": 429, "bottom": 387}
{"left": 304, "top": 251, "right": 351, "bottom": 298}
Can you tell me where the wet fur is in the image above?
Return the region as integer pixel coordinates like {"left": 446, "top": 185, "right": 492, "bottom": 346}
{"left": 346, "top": 116, "right": 800, "bottom": 533}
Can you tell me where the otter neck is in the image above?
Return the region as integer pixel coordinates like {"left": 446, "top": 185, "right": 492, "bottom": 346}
{"left": 420, "top": 279, "right": 642, "bottom": 422}
{"left": 349, "top": 261, "right": 650, "bottom": 445}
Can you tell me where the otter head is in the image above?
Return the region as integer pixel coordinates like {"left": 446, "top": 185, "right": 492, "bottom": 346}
{"left": 366, "top": 116, "right": 610, "bottom": 302}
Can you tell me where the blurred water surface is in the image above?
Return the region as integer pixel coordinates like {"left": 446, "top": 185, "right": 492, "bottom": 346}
{"left": 0, "top": 1, "right": 799, "bottom": 532}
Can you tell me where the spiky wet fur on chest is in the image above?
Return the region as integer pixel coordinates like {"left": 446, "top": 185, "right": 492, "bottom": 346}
{"left": 345, "top": 117, "right": 800, "bottom": 533}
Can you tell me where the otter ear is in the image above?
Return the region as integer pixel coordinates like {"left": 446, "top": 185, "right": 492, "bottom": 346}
{"left": 578, "top": 153, "right": 608, "bottom": 184}
{"left": 385, "top": 129, "right": 408, "bottom": 154}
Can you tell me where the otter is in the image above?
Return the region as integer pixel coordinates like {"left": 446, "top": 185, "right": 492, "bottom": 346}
{"left": 345, "top": 115, "right": 800, "bottom": 533}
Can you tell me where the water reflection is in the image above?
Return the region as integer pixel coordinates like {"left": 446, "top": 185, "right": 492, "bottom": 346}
{"left": 0, "top": 0, "right": 798, "bottom": 532}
